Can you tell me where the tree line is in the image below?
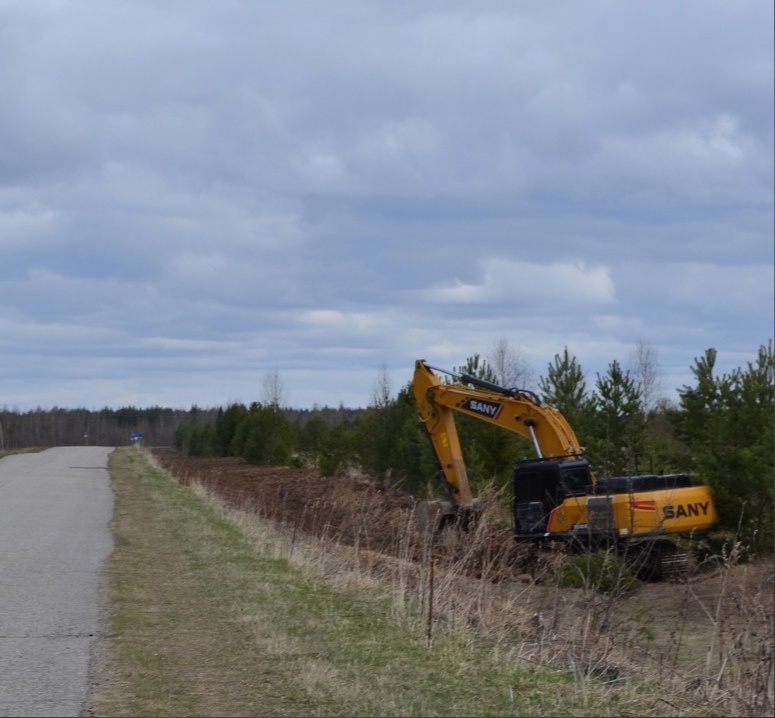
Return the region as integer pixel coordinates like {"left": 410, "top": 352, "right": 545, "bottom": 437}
{"left": 0, "top": 405, "right": 220, "bottom": 450}
{"left": 173, "top": 340, "right": 774, "bottom": 553}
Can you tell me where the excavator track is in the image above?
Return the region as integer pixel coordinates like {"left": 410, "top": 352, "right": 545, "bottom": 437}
{"left": 625, "top": 539, "right": 688, "bottom": 581}
{"left": 658, "top": 544, "right": 690, "bottom": 580}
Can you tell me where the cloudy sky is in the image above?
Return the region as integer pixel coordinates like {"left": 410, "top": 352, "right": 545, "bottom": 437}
{"left": 1, "top": 1, "right": 772, "bottom": 411}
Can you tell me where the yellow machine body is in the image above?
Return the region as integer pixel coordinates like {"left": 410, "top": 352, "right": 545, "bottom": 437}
{"left": 548, "top": 485, "right": 718, "bottom": 537}
{"left": 413, "top": 359, "right": 717, "bottom": 548}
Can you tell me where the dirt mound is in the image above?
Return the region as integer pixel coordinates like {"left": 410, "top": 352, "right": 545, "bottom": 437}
{"left": 151, "top": 448, "right": 527, "bottom": 577}
{"left": 152, "top": 449, "right": 418, "bottom": 546}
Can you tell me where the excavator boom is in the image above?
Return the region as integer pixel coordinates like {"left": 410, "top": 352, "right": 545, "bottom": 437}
{"left": 414, "top": 359, "right": 584, "bottom": 507}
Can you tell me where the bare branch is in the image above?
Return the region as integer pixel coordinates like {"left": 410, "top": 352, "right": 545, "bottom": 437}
{"left": 489, "top": 337, "right": 536, "bottom": 390}
{"left": 262, "top": 368, "right": 286, "bottom": 409}
{"left": 371, "top": 365, "right": 392, "bottom": 409}
{"left": 628, "top": 338, "right": 664, "bottom": 413}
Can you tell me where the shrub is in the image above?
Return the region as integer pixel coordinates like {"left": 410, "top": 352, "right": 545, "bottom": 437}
{"left": 559, "top": 550, "right": 641, "bottom": 594}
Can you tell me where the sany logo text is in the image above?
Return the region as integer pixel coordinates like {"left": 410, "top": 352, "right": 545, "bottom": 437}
{"left": 663, "top": 502, "right": 711, "bottom": 520}
{"left": 462, "top": 399, "right": 503, "bottom": 420}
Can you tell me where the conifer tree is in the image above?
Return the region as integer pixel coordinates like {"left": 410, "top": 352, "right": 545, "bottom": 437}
{"left": 590, "top": 360, "right": 645, "bottom": 475}
{"left": 539, "top": 347, "right": 593, "bottom": 447}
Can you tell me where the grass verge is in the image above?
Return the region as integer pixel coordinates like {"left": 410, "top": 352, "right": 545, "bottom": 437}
{"left": 87, "top": 448, "right": 673, "bottom": 716}
{"left": 0, "top": 446, "right": 46, "bottom": 458}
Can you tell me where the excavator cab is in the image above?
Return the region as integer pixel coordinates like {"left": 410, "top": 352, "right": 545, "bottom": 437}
{"left": 512, "top": 458, "right": 592, "bottom": 538}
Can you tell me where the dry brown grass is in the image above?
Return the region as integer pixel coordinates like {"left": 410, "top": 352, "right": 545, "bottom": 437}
{"left": 182, "top": 471, "right": 773, "bottom": 718}
{"left": 145, "top": 449, "right": 773, "bottom": 717}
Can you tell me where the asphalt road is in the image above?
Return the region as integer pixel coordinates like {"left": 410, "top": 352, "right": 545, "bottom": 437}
{"left": 0, "top": 447, "right": 114, "bottom": 718}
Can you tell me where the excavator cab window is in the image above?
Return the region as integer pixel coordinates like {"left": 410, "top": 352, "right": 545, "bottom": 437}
{"left": 559, "top": 465, "right": 592, "bottom": 496}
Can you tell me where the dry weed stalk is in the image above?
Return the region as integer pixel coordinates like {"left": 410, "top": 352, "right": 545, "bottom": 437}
{"left": 150, "top": 450, "right": 772, "bottom": 717}
{"left": 683, "top": 543, "right": 774, "bottom": 716}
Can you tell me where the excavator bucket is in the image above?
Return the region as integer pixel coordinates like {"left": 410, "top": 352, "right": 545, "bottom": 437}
{"left": 415, "top": 498, "right": 482, "bottom": 535}
{"left": 415, "top": 500, "right": 456, "bottom": 535}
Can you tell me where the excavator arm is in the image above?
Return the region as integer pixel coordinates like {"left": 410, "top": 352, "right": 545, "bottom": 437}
{"left": 413, "top": 359, "right": 586, "bottom": 510}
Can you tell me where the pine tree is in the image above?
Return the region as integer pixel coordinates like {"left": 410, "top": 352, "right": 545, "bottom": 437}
{"left": 539, "top": 347, "right": 593, "bottom": 446}
{"left": 672, "top": 342, "right": 774, "bottom": 550}
{"left": 590, "top": 360, "right": 645, "bottom": 475}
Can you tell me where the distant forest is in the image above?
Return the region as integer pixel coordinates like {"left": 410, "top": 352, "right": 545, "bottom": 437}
{"left": 0, "top": 404, "right": 361, "bottom": 451}
{"left": 2, "top": 341, "right": 772, "bottom": 552}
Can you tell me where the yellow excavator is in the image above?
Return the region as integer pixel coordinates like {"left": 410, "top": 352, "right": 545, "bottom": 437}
{"left": 413, "top": 359, "right": 718, "bottom": 579}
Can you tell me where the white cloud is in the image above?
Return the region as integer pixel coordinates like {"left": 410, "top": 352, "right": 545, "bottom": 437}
{"left": 0, "top": 316, "right": 121, "bottom": 346}
{"left": 299, "top": 310, "right": 386, "bottom": 334}
{"left": 595, "top": 114, "right": 765, "bottom": 202}
{"left": 424, "top": 260, "right": 616, "bottom": 305}
{"left": 141, "top": 337, "right": 241, "bottom": 353}
{"left": 684, "top": 114, "right": 747, "bottom": 162}
{"left": 362, "top": 119, "right": 441, "bottom": 158}
{"left": 613, "top": 261, "right": 773, "bottom": 319}
{"left": 0, "top": 205, "right": 59, "bottom": 242}
{"left": 663, "top": 263, "right": 772, "bottom": 315}
{"left": 297, "top": 149, "right": 350, "bottom": 188}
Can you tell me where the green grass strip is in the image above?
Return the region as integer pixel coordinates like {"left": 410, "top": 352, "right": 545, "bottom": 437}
{"left": 90, "top": 447, "right": 657, "bottom": 717}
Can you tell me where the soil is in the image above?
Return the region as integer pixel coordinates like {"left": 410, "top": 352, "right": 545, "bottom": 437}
{"left": 149, "top": 449, "right": 773, "bottom": 618}
{"left": 151, "top": 450, "right": 413, "bottom": 541}
{"left": 150, "top": 448, "right": 527, "bottom": 576}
